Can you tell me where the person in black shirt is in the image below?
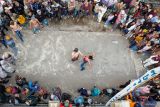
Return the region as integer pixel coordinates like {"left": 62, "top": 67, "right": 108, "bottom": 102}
{"left": 12, "top": 1, "right": 25, "bottom": 16}
{"left": 35, "top": 10, "right": 48, "bottom": 26}
{"left": 0, "top": 84, "right": 7, "bottom": 103}
{"left": 17, "top": 0, "right": 24, "bottom": 6}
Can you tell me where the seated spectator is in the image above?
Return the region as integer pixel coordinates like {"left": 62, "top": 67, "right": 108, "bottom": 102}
{"left": 37, "top": 87, "right": 48, "bottom": 100}
{"left": 22, "top": 88, "right": 30, "bottom": 96}
{"left": 5, "top": 85, "right": 21, "bottom": 95}
{"left": 125, "top": 93, "right": 136, "bottom": 107}
{"left": 111, "top": 10, "right": 127, "bottom": 31}
{"left": 137, "top": 41, "right": 153, "bottom": 53}
{"left": 135, "top": 85, "right": 152, "bottom": 96}
{"left": 78, "top": 88, "right": 91, "bottom": 97}
{"left": 104, "top": 12, "right": 115, "bottom": 27}
{"left": 52, "top": 87, "right": 62, "bottom": 101}
{"left": 102, "top": 88, "right": 119, "bottom": 97}
{"left": 29, "top": 16, "right": 41, "bottom": 34}
{"left": 84, "top": 97, "right": 93, "bottom": 106}
{"left": 102, "top": 0, "right": 117, "bottom": 10}
{"left": 0, "top": 78, "right": 9, "bottom": 84}
{"left": 30, "top": 1, "right": 42, "bottom": 14}
{"left": 11, "top": 1, "right": 25, "bottom": 16}
{"left": 9, "top": 93, "right": 23, "bottom": 105}
{"left": 74, "top": 96, "right": 84, "bottom": 106}
{"left": 60, "top": 100, "right": 72, "bottom": 107}
{"left": 35, "top": 10, "right": 48, "bottom": 26}
{"left": 15, "top": 75, "right": 28, "bottom": 87}
{"left": 17, "top": 15, "right": 27, "bottom": 28}
{"left": 4, "top": 35, "right": 18, "bottom": 56}
{"left": 0, "top": 32, "right": 8, "bottom": 48}
{"left": 43, "top": 2, "right": 55, "bottom": 18}
{"left": 80, "top": 0, "right": 92, "bottom": 16}
{"left": 28, "top": 81, "right": 39, "bottom": 94}
{"left": 142, "top": 54, "right": 160, "bottom": 68}
{"left": 91, "top": 86, "right": 101, "bottom": 96}
{"left": 50, "top": 93, "right": 59, "bottom": 101}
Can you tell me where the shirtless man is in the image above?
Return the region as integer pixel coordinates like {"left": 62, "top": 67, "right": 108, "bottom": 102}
{"left": 29, "top": 16, "right": 41, "bottom": 34}
{"left": 71, "top": 48, "right": 83, "bottom": 61}
{"left": 10, "top": 21, "right": 24, "bottom": 42}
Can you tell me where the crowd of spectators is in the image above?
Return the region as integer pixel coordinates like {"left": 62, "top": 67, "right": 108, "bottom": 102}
{"left": 0, "top": 0, "right": 159, "bottom": 59}
{"left": 0, "top": 59, "right": 159, "bottom": 107}
{"left": 0, "top": 0, "right": 160, "bottom": 106}
{"left": 123, "top": 75, "right": 160, "bottom": 107}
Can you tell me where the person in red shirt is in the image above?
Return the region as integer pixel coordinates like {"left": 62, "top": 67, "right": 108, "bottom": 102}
{"left": 80, "top": 54, "right": 94, "bottom": 71}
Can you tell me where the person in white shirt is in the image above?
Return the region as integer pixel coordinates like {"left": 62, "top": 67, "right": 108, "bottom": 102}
{"left": 97, "top": 3, "right": 107, "bottom": 23}
{"left": 142, "top": 54, "right": 160, "bottom": 68}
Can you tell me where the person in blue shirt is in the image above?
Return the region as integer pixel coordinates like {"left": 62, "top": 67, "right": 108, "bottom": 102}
{"left": 74, "top": 96, "right": 84, "bottom": 106}
{"left": 5, "top": 35, "right": 18, "bottom": 56}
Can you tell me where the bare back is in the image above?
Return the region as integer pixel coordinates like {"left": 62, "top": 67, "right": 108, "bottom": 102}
{"left": 10, "top": 22, "right": 21, "bottom": 31}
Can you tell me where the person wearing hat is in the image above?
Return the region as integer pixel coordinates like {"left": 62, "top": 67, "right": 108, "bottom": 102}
{"left": 0, "top": 65, "right": 7, "bottom": 79}
{"left": 5, "top": 35, "right": 18, "bottom": 56}
{"left": 74, "top": 96, "right": 84, "bottom": 106}
{"left": 0, "top": 33, "right": 8, "bottom": 49}
{"left": 91, "top": 86, "right": 101, "bottom": 96}
{"left": 71, "top": 48, "right": 83, "bottom": 61}
{"left": 142, "top": 54, "right": 160, "bottom": 68}
{"left": 111, "top": 10, "right": 126, "bottom": 31}
{"left": 12, "top": 1, "right": 25, "bottom": 16}
{"left": 0, "top": 14, "right": 9, "bottom": 48}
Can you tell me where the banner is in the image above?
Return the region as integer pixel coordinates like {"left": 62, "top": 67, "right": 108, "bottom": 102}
{"left": 105, "top": 66, "right": 160, "bottom": 106}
